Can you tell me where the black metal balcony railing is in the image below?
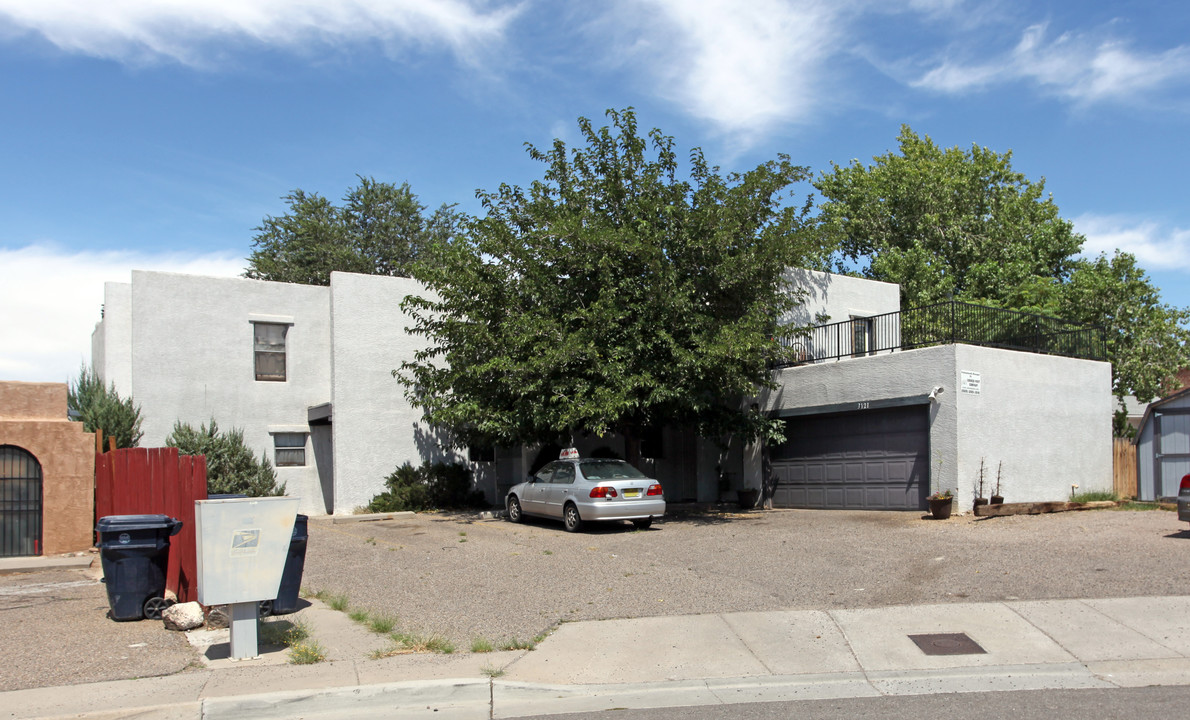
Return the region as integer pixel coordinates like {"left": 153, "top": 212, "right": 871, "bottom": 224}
{"left": 775, "top": 300, "right": 1106, "bottom": 368}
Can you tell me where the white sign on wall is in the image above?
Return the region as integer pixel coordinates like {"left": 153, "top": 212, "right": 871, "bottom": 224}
{"left": 960, "top": 370, "right": 982, "bottom": 395}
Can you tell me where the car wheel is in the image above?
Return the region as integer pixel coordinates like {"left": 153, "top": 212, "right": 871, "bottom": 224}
{"left": 632, "top": 518, "right": 652, "bottom": 530}
{"left": 563, "top": 503, "right": 582, "bottom": 532}
{"left": 507, "top": 496, "right": 523, "bottom": 523}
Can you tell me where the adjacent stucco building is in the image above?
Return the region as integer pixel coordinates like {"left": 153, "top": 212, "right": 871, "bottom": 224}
{"left": 0, "top": 382, "right": 95, "bottom": 556}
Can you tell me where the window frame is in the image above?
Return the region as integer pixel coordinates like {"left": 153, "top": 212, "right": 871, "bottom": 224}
{"left": 252, "top": 321, "right": 291, "bottom": 382}
{"left": 272, "top": 432, "right": 307, "bottom": 467}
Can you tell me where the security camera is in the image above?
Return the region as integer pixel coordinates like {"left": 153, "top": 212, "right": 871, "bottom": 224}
{"left": 928, "top": 386, "right": 944, "bottom": 401}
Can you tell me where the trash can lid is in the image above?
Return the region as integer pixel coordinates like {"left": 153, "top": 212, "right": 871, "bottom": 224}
{"left": 96, "top": 514, "right": 180, "bottom": 533}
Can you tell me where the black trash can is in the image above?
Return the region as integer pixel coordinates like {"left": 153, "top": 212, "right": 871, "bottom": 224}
{"left": 267, "top": 514, "right": 308, "bottom": 616}
{"left": 96, "top": 514, "right": 183, "bottom": 621}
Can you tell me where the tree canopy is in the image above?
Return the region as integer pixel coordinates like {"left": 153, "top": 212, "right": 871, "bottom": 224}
{"left": 68, "top": 364, "right": 143, "bottom": 449}
{"left": 812, "top": 126, "right": 1190, "bottom": 420}
{"left": 245, "top": 176, "right": 462, "bottom": 285}
{"left": 397, "top": 109, "right": 825, "bottom": 454}
{"left": 815, "top": 126, "right": 1083, "bottom": 310}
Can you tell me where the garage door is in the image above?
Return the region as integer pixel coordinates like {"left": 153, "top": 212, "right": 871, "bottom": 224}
{"left": 770, "top": 405, "right": 928, "bottom": 510}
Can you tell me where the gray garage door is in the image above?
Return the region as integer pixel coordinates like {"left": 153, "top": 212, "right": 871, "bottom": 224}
{"left": 770, "top": 405, "right": 928, "bottom": 510}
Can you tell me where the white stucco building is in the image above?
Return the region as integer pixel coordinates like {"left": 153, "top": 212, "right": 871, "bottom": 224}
{"left": 92, "top": 268, "right": 1113, "bottom": 516}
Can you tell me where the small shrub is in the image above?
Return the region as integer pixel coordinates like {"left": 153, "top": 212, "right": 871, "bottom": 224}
{"left": 68, "top": 364, "right": 143, "bottom": 448}
{"left": 167, "top": 418, "right": 285, "bottom": 496}
{"left": 471, "top": 637, "right": 495, "bottom": 653}
{"left": 289, "top": 641, "right": 327, "bottom": 664}
{"left": 366, "top": 461, "right": 487, "bottom": 512}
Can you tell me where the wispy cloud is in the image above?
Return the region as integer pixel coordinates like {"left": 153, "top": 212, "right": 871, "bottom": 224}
{"left": 607, "top": 0, "right": 843, "bottom": 144}
{"left": 914, "top": 24, "right": 1190, "bottom": 104}
{"left": 1075, "top": 214, "right": 1190, "bottom": 271}
{"left": 0, "top": 245, "right": 244, "bottom": 383}
{"left": 0, "top": 0, "right": 520, "bottom": 67}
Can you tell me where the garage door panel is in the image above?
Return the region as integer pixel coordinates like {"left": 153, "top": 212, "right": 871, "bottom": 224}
{"left": 771, "top": 405, "right": 928, "bottom": 510}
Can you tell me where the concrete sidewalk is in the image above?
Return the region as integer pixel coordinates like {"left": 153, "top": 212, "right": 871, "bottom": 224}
{"left": 7, "top": 596, "right": 1190, "bottom": 719}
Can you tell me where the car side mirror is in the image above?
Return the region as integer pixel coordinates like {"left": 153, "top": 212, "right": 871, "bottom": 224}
{"left": 528, "top": 475, "right": 536, "bottom": 483}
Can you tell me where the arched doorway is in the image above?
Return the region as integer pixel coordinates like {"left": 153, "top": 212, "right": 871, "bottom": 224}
{"left": 0, "top": 445, "right": 43, "bottom": 557}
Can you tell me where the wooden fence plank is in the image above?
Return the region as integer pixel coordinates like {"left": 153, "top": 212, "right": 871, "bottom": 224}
{"left": 1113, "top": 438, "right": 1138, "bottom": 499}
{"left": 92, "top": 447, "right": 208, "bottom": 604}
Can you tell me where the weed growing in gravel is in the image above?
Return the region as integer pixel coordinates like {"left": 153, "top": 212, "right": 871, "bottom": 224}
{"left": 307, "top": 589, "right": 351, "bottom": 612}
{"left": 1116, "top": 500, "right": 1173, "bottom": 511}
{"left": 498, "top": 638, "right": 535, "bottom": 651}
{"left": 349, "top": 609, "right": 369, "bottom": 624}
{"left": 471, "top": 637, "right": 494, "bottom": 653}
{"left": 365, "top": 536, "right": 377, "bottom": 545}
{"left": 543, "top": 550, "right": 553, "bottom": 555}
{"left": 289, "top": 641, "right": 327, "bottom": 664}
{"left": 481, "top": 665, "right": 505, "bottom": 678}
{"left": 259, "top": 618, "right": 310, "bottom": 647}
{"left": 390, "top": 631, "right": 455, "bottom": 654}
{"left": 368, "top": 615, "right": 398, "bottom": 634}
{"left": 1072, "top": 491, "right": 1121, "bottom": 503}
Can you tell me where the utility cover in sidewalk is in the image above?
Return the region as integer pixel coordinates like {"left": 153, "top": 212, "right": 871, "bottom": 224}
{"left": 909, "top": 632, "right": 986, "bottom": 656}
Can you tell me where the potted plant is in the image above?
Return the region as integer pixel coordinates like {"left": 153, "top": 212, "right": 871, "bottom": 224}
{"left": 990, "top": 461, "right": 1004, "bottom": 505}
{"left": 928, "top": 489, "right": 954, "bottom": 520}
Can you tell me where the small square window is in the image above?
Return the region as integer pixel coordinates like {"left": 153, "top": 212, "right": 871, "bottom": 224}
{"left": 274, "top": 432, "right": 307, "bottom": 467}
{"left": 468, "top": 444, "right": 495, "bottom": 463}
{"left": 254, "top": 322, "right": 288, "bottom": 382}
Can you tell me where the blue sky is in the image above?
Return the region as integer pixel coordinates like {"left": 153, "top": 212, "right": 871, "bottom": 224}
{"left": 2, "top": 0, "right": 1189, "bottom": 383}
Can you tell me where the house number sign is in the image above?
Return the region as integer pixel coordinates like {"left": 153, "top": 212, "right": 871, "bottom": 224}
{"left": 960, "top": 371, "right": 981, "bottom": 395}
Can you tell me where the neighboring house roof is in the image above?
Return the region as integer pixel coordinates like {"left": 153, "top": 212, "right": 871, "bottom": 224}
{"left": 1132, "top": 385, "right": 1190, "bottom": 445}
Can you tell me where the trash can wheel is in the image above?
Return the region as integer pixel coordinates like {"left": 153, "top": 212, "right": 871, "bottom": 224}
{"left": 258, "top": 600, "right": 273, "bottom": 617}
{"left": 143, "top": 596, "right": 175, "bottom": 620}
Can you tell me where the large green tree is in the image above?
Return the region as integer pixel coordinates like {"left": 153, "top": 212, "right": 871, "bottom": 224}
{"left": 815, "top": 125, "right": 1083, "bottom": 310}
{"left": 245, "top": 176, "right": 462, "bottom": 285}
{"left": 398, "top": 109, "right": 825, "bottom": 457}
{"left": 812, "top": 126, "right": 1190, "bottom": 423}
{"left": 68, "top": 364, "right": 143, "bottom": 449}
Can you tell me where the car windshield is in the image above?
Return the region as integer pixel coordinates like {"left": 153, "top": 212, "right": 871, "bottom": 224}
{"left": 579, "top": 460, "right": 648, "bottom": 481}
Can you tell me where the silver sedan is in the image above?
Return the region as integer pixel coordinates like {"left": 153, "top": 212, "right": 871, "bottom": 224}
{"left": 506, "top": 457, "right": 665, "bottom": 532}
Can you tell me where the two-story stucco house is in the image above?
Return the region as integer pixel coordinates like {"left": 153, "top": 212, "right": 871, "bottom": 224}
{"left": 92, "top": 268, "right": 1113, "bottom": 516}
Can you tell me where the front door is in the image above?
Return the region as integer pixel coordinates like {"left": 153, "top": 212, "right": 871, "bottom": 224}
{"left": 0, "top": 445, "right": 43, "bottom": 557}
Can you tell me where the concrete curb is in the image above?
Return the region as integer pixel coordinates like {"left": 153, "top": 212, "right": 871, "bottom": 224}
{"left": 329, "top": 512, "right": 415, "bottom": 524}
{"left": 0, "top": 554, "right": 94, "bottom": 575}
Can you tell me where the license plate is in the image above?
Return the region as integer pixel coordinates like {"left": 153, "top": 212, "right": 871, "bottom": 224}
{"left": 623, "top": 489, "right": 641, "bottom": 498}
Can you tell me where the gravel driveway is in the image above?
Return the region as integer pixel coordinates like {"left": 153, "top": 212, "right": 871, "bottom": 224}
{"left": 302, "top": 507, "right": 1190, "bottom": 651}
{"left": 3, "top": 506, "right": 1188, "bottom": 692}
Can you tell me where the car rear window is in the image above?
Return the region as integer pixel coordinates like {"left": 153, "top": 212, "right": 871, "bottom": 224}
{"left": 579, "top": 461, "right": 648, "bottom": 481}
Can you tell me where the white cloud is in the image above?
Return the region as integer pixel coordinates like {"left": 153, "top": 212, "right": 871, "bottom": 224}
{"left": 1075, "top": 214, "right": 1190, "bottom": 270}
{"left": 0, "top": 0, "right": 520, "bottom": 67}
{"left": 0, "top": 245, "right": 244, "bottom": 383}
{"left": 609, "top": 0, "right": 843, "bottom": 143}
{"left": 914, "top": 23, "right": 1190, "bottom": 104}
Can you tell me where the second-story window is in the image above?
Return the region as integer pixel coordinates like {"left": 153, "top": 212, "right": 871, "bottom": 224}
{"left": 253, "top": 322, "right": 289, "bottom": 382}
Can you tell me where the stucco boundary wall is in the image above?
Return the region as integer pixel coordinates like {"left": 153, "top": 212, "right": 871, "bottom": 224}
{"left": 0, "top": 382, "right": 95, "bottom": 554}
{"left": 761, "top": 345, "right": 1113, "bottom": 511}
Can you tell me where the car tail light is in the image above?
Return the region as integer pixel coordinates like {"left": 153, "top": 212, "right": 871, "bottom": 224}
{"left": 589, "top": 486, "right": 618, "bottom": 499}
{"left": 647, "top": 484, "right": 663, "bottom": 496}
{"left": 1181, "top": 474, "right": 1190, "bottom": 493}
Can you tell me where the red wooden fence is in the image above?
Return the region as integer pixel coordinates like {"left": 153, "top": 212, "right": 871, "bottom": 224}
{"left": 95, "top": 448, "right": 207, "bottom": 603}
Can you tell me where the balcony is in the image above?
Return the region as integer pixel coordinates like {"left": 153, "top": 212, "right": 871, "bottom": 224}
{"left": 775, "top": 300, "right": 1106, "bottom": 368}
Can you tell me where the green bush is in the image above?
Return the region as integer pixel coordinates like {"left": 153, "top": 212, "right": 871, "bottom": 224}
{"left": 367, "top": 461, "right": 486, "bottom": 512}
{"left": 166, "top": 418, "right": 285, "bottom": 496}
{"left": 68, "top": 364, "right": 143, "bottom": 448}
